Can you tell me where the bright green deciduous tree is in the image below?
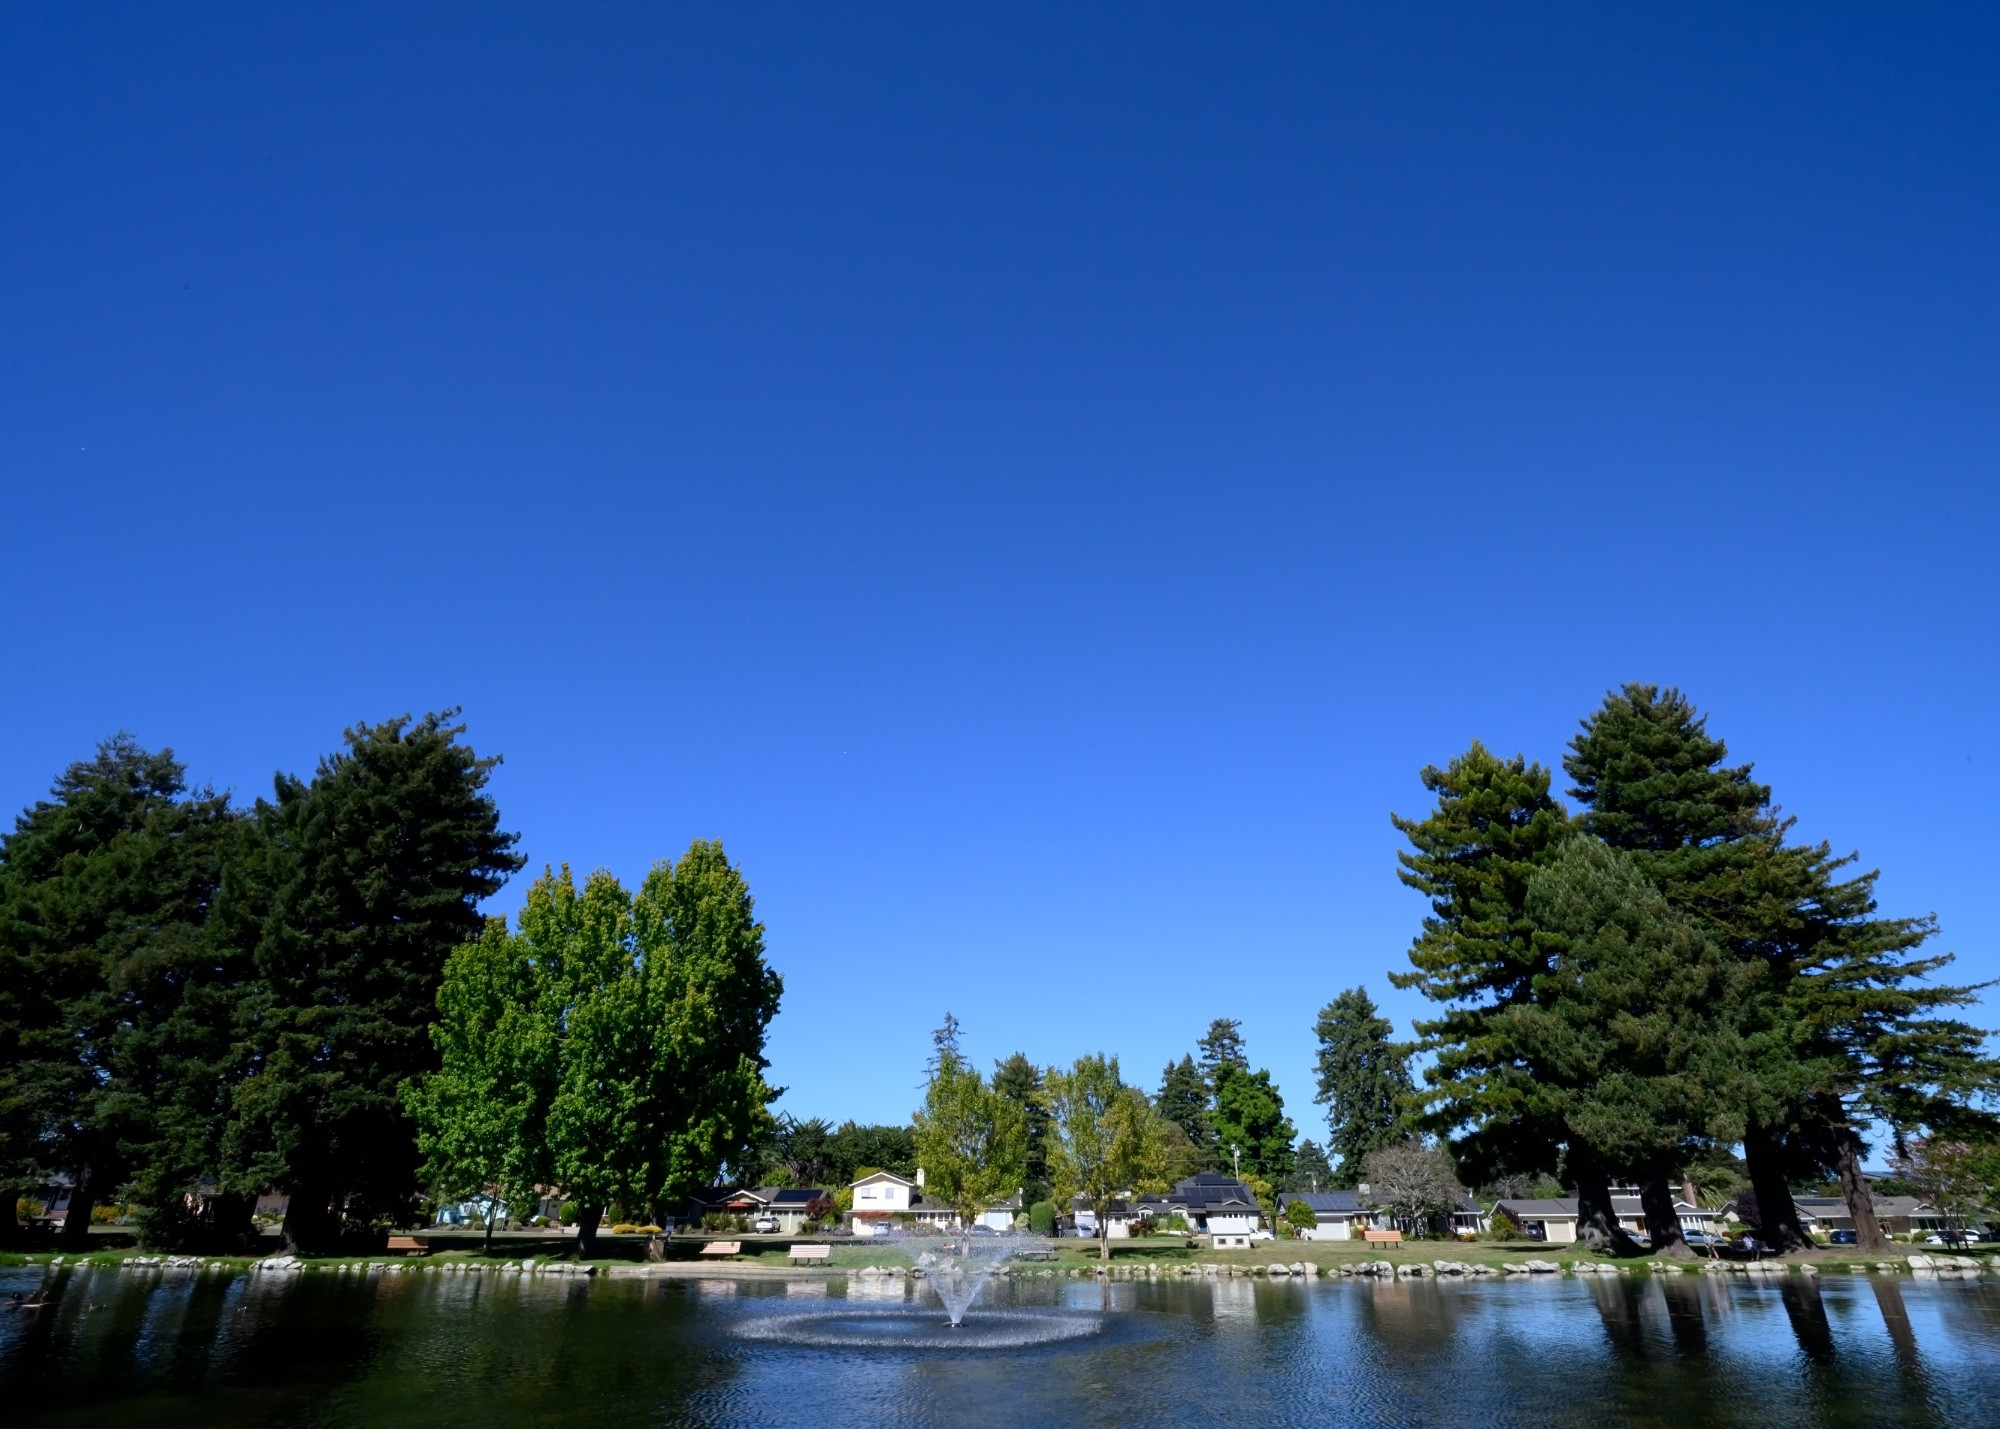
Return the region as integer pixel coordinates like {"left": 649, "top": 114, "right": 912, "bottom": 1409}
{"left": 1311, "top": 985, "right": 1413, "bottom": 1183}
{"left": 1046, "top": 1054, "right": 1170, "bottom": 1261}
{"left": 402, "top": 917, "right": 553, "bottom": 1247}
{"left": 507, "top": 845, "right": 783, "bottom": 1256}
{"left": 913, "top": 1038, "right": 1027, "bottom": 1229}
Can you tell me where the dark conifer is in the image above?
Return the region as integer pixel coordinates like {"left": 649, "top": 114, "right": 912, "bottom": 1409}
{"left": 1155, "top": 1055, "right": 1213, "bottom": 1165}
{"left": 1311, "top": 985, "right": 1414, "bottom": 1183}
{"left": 1567, "top": 684, "right": 1999, "bottom": 1253}
{"left": 0, "top": 738, "right": 239, "bottom": 1248}
{"left": 1389, "top": 741, "right": 1572, "bottom": 1191}
{"left": 222, "top": 712, "right": 522, "bottom": 1254}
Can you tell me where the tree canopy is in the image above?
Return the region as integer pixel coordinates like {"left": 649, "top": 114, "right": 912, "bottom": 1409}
{"left": 1046, "top": 1053, "right": 1169, "bottom": 1260}
{"left": 222, "top": 713, "right": 523, "bottom": 1254}
{"left": 0, "top": 737, "right": 240, "bottom": 1248}
{"left": 1311, "top": 985, "right": 1412, "bottom": 1183}
{"left": 913, "top": 1032, "right": 1027, "bottom": 1229}
{"left": 409, "top": 847, "right": 782, "bottom": 1255}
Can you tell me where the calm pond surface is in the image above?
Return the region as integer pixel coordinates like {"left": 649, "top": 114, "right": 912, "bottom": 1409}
{"left": 4, "top": 1261, "right": 1999, "bottom": 1427}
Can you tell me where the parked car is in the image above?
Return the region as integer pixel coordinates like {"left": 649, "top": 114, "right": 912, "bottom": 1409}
{"left": 1827, "top": 1230, "right": 1857, "bottom": 1245}
{"left": 752, "top": 1216, "right": 779, "bottom": 1234}
{"left": 1681, "top": 1231, "right": 1722, "bottom": 1249}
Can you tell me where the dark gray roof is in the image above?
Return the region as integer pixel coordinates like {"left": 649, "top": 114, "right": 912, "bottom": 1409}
{"left": 770, "top": 1188, "right": 829, "bottom": 1205}
{"left": 1279, "top": 1191, "right": 1367, "bottom": 1214}
{"left": 1169, "top": 1174, "right": 1259, "bottom": 1210}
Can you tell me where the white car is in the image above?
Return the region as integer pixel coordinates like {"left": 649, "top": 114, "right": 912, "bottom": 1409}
{"left": 752, "top": 1216, "right": 779, "bottom": 1234}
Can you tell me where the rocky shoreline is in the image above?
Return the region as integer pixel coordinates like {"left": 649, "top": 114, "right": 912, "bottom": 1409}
{"left": 12, "top": 1252, "right": 1992, "bottom": 1284}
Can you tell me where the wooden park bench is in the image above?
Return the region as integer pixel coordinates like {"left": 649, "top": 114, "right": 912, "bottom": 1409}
{"left": 1363, "top": 1229, "right": 1403, "bottom": 1244}
{"left": 788, "top": 1244, "right": 832, "bottom": 1262}
{"left": 699, "top": 1240, "right": 742, "bottom": 1257}
{"left": 386, "top": 1236, "right": 431, "bottom": 1255}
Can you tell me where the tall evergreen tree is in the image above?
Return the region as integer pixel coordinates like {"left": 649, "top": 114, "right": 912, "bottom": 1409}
{"left": 1155, "top": 1054, "right": 1213, "bottom": 1167}
{"left": 1285, "top": 1137, "right": 1335, "bottom": 1192}
{"left": 1567, "top": 684, "right": 1999, "bottom": 1252}
{"left": 0, "top": 738, "right": 240, "bottom": 1248}
{"left": 1389, "top": 742, "right": 1573, "bottom": 1194}
{"left": 223, "top": 712, "right": 522, "bottom": 1254}
{"left": 1196, "top": 1019, "right": 1247, "bottom": 1082}
{"left": 992, "top": 1052, "right": 1053, "bottom": 1204}
{"left": 1311, "top": 986, "right": 1413, "bottom": 1183}
{"left": 1507, "top": 837, "right": 1752, "bottom": 1255}
{"left": 1210, "top": 1063, "right": 1296, "bottom": 1184}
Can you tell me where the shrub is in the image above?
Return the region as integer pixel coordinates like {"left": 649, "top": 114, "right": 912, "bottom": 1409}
{"left": 1029, "top": 1201, "right": 1056, "bottom": 1236}
{"left": 1283, "top": 1200, "right": 1318, "bottom": 1236}
{"left": 559, "top": 1202, "right": 580, "bottom": 1223}
{"left": 1484, "top": 1209, "right": 1520, "bottom": 1242}
{"left": 610, "top": 1223, "right": 636, "bottom": 1235}
{"left": 701, "top": 1211, "right": 732, "bottom": 1231}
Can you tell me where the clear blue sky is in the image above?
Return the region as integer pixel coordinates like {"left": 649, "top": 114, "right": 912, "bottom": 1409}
{"left": 3, "top": 4, "right": 1995, "bottom": 1139}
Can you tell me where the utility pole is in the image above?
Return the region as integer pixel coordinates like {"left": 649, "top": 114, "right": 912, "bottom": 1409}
{"left": 1231, "top": 1144, "right": 1241, "bottom": 1181}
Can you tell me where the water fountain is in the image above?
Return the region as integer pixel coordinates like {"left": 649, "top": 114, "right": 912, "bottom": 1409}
{"left": 886, "top": 1228, "right": 1032, "bottom": 1326}
{"left": 732, "top": 1227, "right": 1103, "bottom": 1350}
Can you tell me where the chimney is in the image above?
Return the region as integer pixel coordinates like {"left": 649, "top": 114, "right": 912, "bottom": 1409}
{"left": 915, "top": 1167, "right": 926, "bottom": 1188}
{"left": 1358, "top": 1183, "right": 1370, "bottom": 1197}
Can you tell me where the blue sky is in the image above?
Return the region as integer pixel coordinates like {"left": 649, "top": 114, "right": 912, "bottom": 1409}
{"left": 3, "top": 3, "right": 1996, "bottom": 1139}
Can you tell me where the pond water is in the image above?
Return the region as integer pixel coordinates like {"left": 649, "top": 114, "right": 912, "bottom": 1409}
{"left": 4, "top": 1262, "right": 1999, "bottom": 1427}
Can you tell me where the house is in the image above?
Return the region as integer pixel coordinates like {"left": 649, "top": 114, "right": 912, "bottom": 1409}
{"left": 1784, "top": 1195, "right": 1963, "bottom": 1240}
{"left": 1161, "top": 1173, "right": 1266, "bottom": 1238}
{"left": 846, "top": 1170, "right": 963, "bottom": 1235}
{"left": 1489, "top": 1195, "right": 1712, "bottom": 1244}
{"left": 1202, "top": 1195, "right": 1262, "bottom": 1248}
{"left": 977, "top": 1193, "right": 1023, "bottom": 1232}
{"left": 1277, "top": 1190, "right": 1371, "bottom": 1241}
{"left": 1069, "top": 1197, "right": 1148, "bottom": 1239}
{"left": 724, "top": 1187, "right": 832, "bottom": 1234}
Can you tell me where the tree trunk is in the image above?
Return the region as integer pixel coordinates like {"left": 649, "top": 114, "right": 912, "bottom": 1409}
{"left": 1099, "top": 1209, "right": 1110, "bottom": 1262}
{"left": 484, "top": 1198, "right": 499, "bottom": 1252}
{"left": 575, "top": 1204, "right": 603, "bottom": 1258}
{"left": 1829, "top": 1120, "right": 1886, "bottom": 1254}
{"left": 281, "top": 1186, "right": 339, "bottom": 1256}
{"left": 1742, "top": 1117, "right": 1812, "bottom": 1253}
{"left": 1640, "top": 1171, "right": 1694, "bottom": 1259}
{"left": 1570, "top": 1144, "right": 1643, "bottom": 1257}
{"left": 207, "top": 1192, "right": 255, "bottom": 1253}
{"left": 0, "top": 1187, "right": 22, "bottom": 1249}
{"left": 57, "top": 1163, "right": 100, "bottom": 1251}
